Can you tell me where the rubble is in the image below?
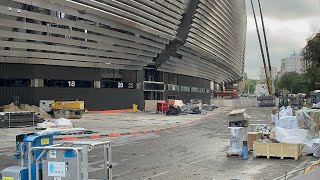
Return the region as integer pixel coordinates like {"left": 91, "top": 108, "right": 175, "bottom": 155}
{"left": 166, "top": 105, "right": 182, "bottom": 116}
{"left": 39, "top": 110, "right": 52, "bottom": 120}
{"left": 201, "top": 104, "right": 216, "bottom": 111}
{"left": 1, "top": 103, "right": 52, "bottom": 121}
{"left": 1, "top": 103, "right": 21, "bottom": 112}
{"left": 20, "top": 104, "right": 52, "bottom": 120}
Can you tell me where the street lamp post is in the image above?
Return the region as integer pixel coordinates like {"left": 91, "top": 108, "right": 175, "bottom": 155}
{"left": 290, "top": 80, "right": 309, "bottom": 95}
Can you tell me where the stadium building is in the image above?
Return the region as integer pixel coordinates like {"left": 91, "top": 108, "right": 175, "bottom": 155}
{"left": 0, "top": 0, "right": 247, "bottom": 110}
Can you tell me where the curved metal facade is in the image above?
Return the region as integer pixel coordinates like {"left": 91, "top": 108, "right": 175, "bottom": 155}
{"left": 0, "top": 0, "right": 246, "bottom": 83}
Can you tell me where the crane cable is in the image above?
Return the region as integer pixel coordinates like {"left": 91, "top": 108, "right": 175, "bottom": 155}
{"left": 250, "top": 0, "right": 273, "bottom": 96}
{"left": 258, "top": 0, "right": 274, "bottom": 95}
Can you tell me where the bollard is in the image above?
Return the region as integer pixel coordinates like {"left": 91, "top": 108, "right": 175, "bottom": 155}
{"left": 132, "top": 104, "right": 138, "bottom": 113}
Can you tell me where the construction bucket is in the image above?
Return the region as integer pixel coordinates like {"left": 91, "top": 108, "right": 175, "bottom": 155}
{"left": 132, "top": 104, "right": 138, "bottom": 112}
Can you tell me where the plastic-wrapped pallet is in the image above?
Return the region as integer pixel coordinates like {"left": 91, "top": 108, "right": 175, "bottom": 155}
{"left": 274, "top": 127, "right": 308, "bottom": 144}
{"left": 228, "top": 127, "right": 247, "bottom": 154}
{"left": 276, "top": 116, "right": 298, "bottom": 129}
{"left": 271, "top": 107, "right": 292, "bottom": 124}
{"left": 296, "top": 109, "right": 316, "bottom": 139}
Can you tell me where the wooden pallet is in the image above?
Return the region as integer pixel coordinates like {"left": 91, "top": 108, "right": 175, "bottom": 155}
{"left": 226, "top": 151, "right": 241, "bottom": 157}
{"left": 253, "top": 154, "right": 299, "bottom": 160}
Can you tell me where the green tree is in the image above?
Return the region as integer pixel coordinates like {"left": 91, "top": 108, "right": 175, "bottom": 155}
{"left": 243, "top": 79, "right": 258, "bottom": 94}
{"left": 243, "top": 72, "right": 248, "bottom": 80}
{"left": 302, "top": 34, "right": 320, "bottom": 91}
{"left": 277, "top": 72, "right": 309, "bottom": 94}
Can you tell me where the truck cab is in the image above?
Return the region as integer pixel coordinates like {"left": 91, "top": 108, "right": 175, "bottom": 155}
{"left": 310, "top": 90, "right": 320, "bottom": 104}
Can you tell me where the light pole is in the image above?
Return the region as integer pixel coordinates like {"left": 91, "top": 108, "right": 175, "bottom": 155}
{"left": 290, "top": 80, "right": 309, "bottom": 95}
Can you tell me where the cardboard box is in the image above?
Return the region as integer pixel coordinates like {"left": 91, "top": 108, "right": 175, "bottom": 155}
{"left": 248, "top": 132, "right": 262, "bottom": 151}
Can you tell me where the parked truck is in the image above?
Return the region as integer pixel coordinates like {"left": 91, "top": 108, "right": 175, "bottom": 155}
{"left": 310, "top": 90, "right": 320, "bottom": 104}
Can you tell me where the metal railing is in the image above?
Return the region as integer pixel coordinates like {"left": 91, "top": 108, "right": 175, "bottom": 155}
{"left": 28, "top": 141, "right": 112, "bottom": 180}
{"left": 273, "top": 159, "right": 320, "bottom": 180}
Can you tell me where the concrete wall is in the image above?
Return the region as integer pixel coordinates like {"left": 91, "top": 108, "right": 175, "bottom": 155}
{"left": 164, "top": 91, "right": 210, "bottom": 104}
{"left": 211, "top": 98, "right": 258, "bottom": 108}
{"left": 0, "top": 87, "right": 144, "bottom": 110}
{"left": 144, "top": 100, "right": 164, "bottom": 112}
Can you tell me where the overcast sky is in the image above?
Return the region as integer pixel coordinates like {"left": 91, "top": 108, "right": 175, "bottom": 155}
{"left": 245, "top": 0, "right": 320, "bottom": 79}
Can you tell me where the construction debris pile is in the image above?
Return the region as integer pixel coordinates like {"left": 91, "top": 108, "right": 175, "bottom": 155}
{"left": 0, "top": 103, "right": 51, "bottom": 128}
{"left": 157, "top": 99, "right": 216, "bottom": 116}
{"left": 0, "top": 101, "right": 90, "bottom": 136}
{"left": 225, "top": 107, "right": 319, "bottom": 161}
{"left": 0, "top": 103, "right": 52, "bottom": 119}
{"left": 246, "top": 106, "right": 320, "bottom": 161}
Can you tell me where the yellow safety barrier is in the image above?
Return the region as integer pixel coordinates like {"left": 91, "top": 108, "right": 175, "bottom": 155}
{"left": 305, "top": 159, "right": 320, "bottom": 174}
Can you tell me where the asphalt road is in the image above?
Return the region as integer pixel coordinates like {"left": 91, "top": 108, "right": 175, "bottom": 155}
{"left": 0, "top": 107, "right": 313, "bottom": 180}
{"left": 90, "top": 107, "right": 312, "bottom": 180}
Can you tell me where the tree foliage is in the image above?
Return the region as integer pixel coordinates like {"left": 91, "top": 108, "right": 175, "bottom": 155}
{"left": 302, "top": 34, "right": 320, "bottom": 91}
{"left": 243, "top": 72, "right": 248, "bottom": 81}
{"left": 276, "top": 72, "right": 309, "bottom": 94}
{"left": 303, "top": 34, "right": 320, "bottom": 66}
{"left": 243, "top": 79, "right": 258, "bottom": 94}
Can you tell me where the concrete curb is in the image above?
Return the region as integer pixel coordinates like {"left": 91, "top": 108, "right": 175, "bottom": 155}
{"left": 54, "top": 113, "right": 216, "bottom": 141}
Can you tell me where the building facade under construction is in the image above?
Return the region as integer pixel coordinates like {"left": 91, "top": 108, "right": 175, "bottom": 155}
{"left": 0, "top": 0, "right": 247, "bottom": 110}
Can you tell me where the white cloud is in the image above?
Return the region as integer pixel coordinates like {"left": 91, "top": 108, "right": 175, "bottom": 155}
{"left": 245, "top": 0, "right": 320, "bottom": 79}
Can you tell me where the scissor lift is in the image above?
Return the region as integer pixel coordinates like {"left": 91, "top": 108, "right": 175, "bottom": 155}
{"left": 28, "top": 141, "right": 112, "bottom": 180}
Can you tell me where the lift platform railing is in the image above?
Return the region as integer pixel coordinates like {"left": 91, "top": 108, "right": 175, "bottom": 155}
{"left": 28, "top": 141, "right": 112, "bottom": 180}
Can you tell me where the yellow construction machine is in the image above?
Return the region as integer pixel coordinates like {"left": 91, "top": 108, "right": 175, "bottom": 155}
{"left": 51, "top": 100, "right": 85, "bottom": 119}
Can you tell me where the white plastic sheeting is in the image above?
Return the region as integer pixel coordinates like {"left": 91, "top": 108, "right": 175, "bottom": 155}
{"left": 296, "top": 109, "right": 316, "bottom": 139}
{"left": 283, "top": 106, "right": 293, "bottom": 116}
{"left": 276, "top": 116, "right": 298, "bottom": 129}
{"left": 271, "top": 106, "right": 292, "bottom": 124}
{"left": 274, "top": 127, "right": 308, "bottom": 144}
{"left": 228, "top": 127, "right": 247, "bottom": 153}
{"left": 36, "top": 118, "right": 73, "bottom": 129}
{"left": 54, "top": 118, "right": 73, "bottom": 128}
{"left": 303, "top": 138, "right": 320, "bottom": 157}
{"left": 36, "top": 120, "right": 55, "bottom": 129}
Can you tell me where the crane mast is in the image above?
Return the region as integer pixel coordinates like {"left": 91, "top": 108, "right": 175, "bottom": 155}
{"left": 250, "top": 0, "right": 273, "bottom": 96}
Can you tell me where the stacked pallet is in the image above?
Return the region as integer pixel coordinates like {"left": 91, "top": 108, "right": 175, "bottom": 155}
{"left": 0, "top": 111, "right": 45, "bottom": 128}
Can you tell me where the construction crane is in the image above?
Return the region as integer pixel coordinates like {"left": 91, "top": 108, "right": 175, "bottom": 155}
{"left": 250, "top": 0, "right": 273, "bottom": 96}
